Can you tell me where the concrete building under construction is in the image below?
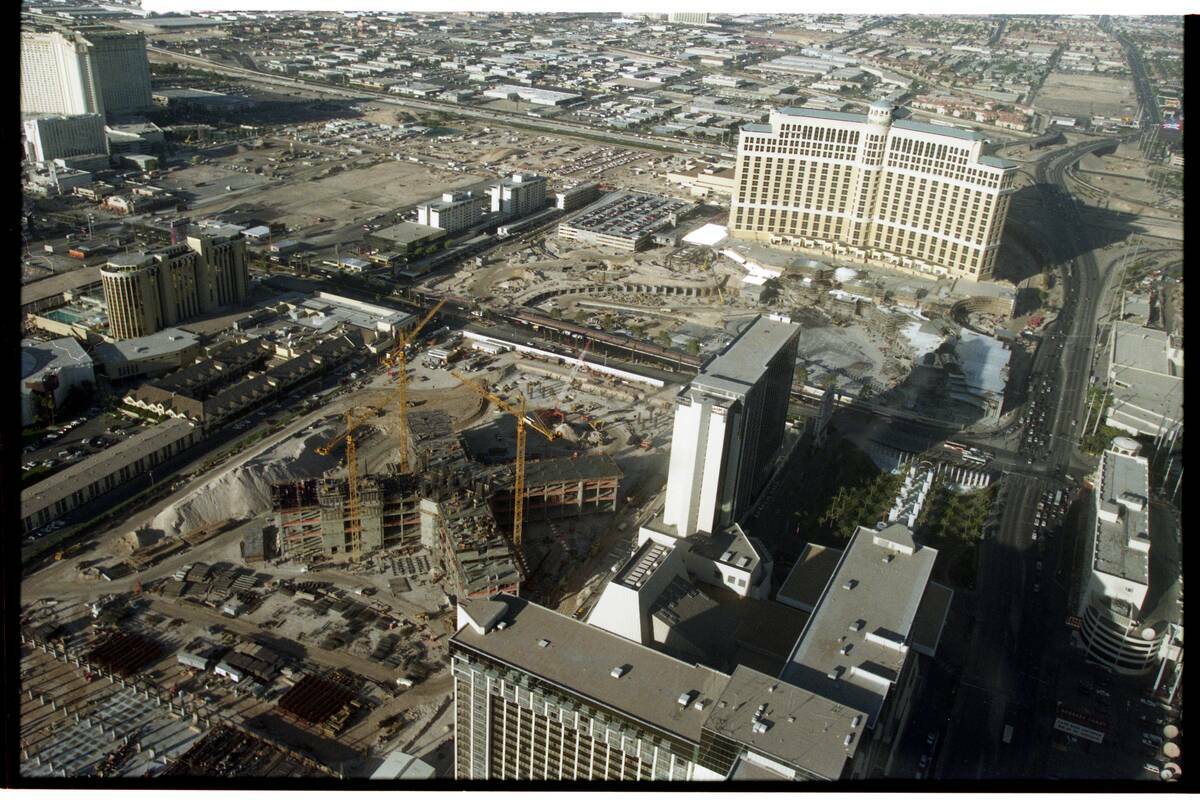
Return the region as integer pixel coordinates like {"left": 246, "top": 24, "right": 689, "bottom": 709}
{"left": 271, "top": 474, "right": 423, "bottom": 560}
{"left": 270, "top": 409, "right": 621, "bottom": 598}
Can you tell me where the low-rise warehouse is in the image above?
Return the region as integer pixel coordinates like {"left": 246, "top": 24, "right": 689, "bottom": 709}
{"left": 22, "top": 417, "right": 199, "bottom": 532}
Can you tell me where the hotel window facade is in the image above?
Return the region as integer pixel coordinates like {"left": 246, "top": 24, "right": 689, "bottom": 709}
{"left": 729, "top": 103, "right": 1016, "bottom": 281}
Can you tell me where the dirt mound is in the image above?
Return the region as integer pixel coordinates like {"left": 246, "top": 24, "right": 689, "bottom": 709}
{"left": 152, "top": 424, "right": 340, "bottom": 537}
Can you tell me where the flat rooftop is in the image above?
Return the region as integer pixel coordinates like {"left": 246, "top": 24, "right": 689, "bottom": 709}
{"left": 893, "top": 118, "right": 988, "bottom": 142}
{"left": 780, "top": 524, "right": 936, "bottom": 727}
{"left": 1093, "top": 448, "right": 1151, "bottom": 585}
{"left": 21, "top": 337, "right": 91, "bottom": 381}
{"left": 91, "top": 328, "right": 201, "bottom": 364}
{"left": 452, "top": 594, "right": 730, "bottom": 745}
{"left": 690, "top": 315, "right": 799, "bottom": 401}
{"left": 22, "top": 418, "right": 196, "bottom": 518}
{"left": 370, "top": 222, "right": 446, "bottom": 246}
{"left": 561, "top": 191, "right": 693, "bottom": 241}
{"left": 20, "top": 267, "right": 102, "bottom": 307}
{"left": 705, "top": 665, "right": 863, "bottom": 781}
{"left": 1112, "top": 321, "right": 1181, "bottom": 376}
{"left": 777, "top": 543, "right": 844, "bottom": 613}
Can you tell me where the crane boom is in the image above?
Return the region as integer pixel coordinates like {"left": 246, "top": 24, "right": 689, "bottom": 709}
{"left": 450, "top": 371, "right": 560, "bottom": 548}
{"left": 389, "top": 297, "right": 446, "bottom": 474}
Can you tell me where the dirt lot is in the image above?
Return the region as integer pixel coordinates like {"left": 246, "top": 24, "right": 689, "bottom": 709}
{"left": 1035, "top": 71, "right": 1138, "bottom": 118}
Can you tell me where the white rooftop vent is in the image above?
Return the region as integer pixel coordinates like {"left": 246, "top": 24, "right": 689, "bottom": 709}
{"left": 693, "top": 698, "right": 708, "bottom": 711}
{"left": 851, "top": 715, "right": 862, "bottom": 728}
{"left": 882, "top": 554, "right": 894, "bottom": 564}
{"left": 611, "top": 664, "right": 630, "bottom": 679}
{"left": 495, "top": 621, "right": 508, "bottom": 630}
{"left": 721, "top": 549, "right": 735, "bottom": 562}
{"left": 537, "top": 638, "right": 550, "bottom": 648}
{"left": 678, "top": 690, "right": 697, "bottom": 706}
{"left": 843, "top": 579, "right": 858, "bottom": 590}
{"left": 738, "top": 556, "right": 752, "bottom": 568}
{"left": 827, "top": 666, "right": 844, "bottom": 681}
{"left": 844, "top": 733, "right": 855, "bottom": 747}
{"left": 752, "top": 721, "right": 768, "bottom": 735}
{"left": 840, "top": 643, "right": 853, "bottom": 656}
{"left": 849, "top": 619, "right": 865, "bottom": 632}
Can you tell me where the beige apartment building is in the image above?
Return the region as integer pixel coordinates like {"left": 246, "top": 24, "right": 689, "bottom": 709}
{"left": 729, "top": 101, "right": 1017, "bottom": 280}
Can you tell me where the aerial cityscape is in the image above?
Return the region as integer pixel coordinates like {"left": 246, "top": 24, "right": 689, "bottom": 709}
{"left": 17, "top": 3, "right": 1183, "bottom": 785}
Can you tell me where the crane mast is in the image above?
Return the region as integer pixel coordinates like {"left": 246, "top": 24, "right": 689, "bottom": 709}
{"left": 389, "top": 298, "right": 446, "bottom": 475}
{"left": 450, "top": 371, "right": 560, "bottom": 550}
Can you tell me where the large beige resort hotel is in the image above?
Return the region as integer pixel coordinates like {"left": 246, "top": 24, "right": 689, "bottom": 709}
{"left": 729, "top": 101, "right": 1017, "bottom": 281}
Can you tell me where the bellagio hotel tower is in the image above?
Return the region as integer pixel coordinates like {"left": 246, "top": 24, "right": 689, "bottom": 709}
{"left": 729, "top": 101, "right": 1017, "bottom": 280}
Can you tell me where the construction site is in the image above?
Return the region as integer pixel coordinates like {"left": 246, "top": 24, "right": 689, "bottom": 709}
{"left": 19, "top": 285, "right": 680, "bottom": 779}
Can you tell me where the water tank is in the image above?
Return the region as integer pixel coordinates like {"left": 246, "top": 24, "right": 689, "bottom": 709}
{"left": 1111, "top": 436, "right": 1141, "bottom": 455}
{"left": 1163, "top": 724, "right": 1179, "bottom": 740}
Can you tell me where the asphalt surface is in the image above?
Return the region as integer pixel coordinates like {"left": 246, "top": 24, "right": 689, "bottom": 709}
{"left": 937, "top": 139, "right": 1125, "bottom": 779}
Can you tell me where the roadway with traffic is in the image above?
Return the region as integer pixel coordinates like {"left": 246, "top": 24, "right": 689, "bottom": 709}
{"left": 146, "top": 46, "right": 735, "bottom": 161}
{"left": 936, "top": 136, "right": 1123, "bottom": 778}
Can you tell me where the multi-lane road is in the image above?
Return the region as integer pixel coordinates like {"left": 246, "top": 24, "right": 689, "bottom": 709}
{"left": 937, "top": 138, "right": 1121, "bottom": 778}
{"left": 146, "top": 46, "right": 734, "bottom": 161}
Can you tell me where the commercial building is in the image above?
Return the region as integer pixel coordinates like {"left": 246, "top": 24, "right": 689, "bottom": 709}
{"left": 417, "top": 191, "right": 488, "bottom": 235}
{"left": 90, "top": 328, "right": 203, "bottom": 380}
{"left": 101, "top": 233, "right": 248, "bottom": 339}
{"left": 22, "top": 113, "right": 107, "bottom": 162}
{"left": 780, "top": 524, "right": 943, "bottom": 745}
{"left": 662, "top": 315, "right": 800, "bottom": 538}
{"left": 1077, "top": 438, "right": 1181, "bottom": 676}
{"left": 20, "top": 337, "right": 95, "bottom": 426}
{"left": 104, "top": 120, "right": 165, "bottom": 155}
{"left": 555, "top": 182, "right": 600, "bottom": 211}
{"left": 20, "top": 266, "right": 102, "bottom": 316}
{"left": 21, "top": 27, "right": 152, "bottom": 117}
{"left": 666, "top": 165, "right": 737, "bottom": 199}
{"left": 557, "top": 192, "right": 695, "bottom": 252}
{"left": 452, "top": 594, "right": 728, "bottom": 780}
{"left": 729, "top": 102, "right": 1017, "bottom": 280}
{"left": 124, "top": 334, "right": 358, "bottom": 429}
{"left": 488, "top": 173, "right": 548, "bottom": 220}
{"left": 365, "top": 222, "right": 447, "bottom": 257}
{"left": 483, "top": 84, "right": 582, "bottom": 106}
{"left": 1104, "top": 321, "right": 1184, "bottom": 439}
{"left": 451, "top": 594, "right": 867, "bottom": 781}
{"left": 151, "top": 87, "right": 256, "bottom": 114}
{"left": 21, "top": 417, "right": 199, "bottom": 533}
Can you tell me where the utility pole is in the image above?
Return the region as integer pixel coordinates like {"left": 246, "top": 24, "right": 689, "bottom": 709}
{"left": 1160, "top": 454, "right": 1174, "bottom": 493}
{"left": 1089, "top": 386, "right": 1110, "bottom": 437}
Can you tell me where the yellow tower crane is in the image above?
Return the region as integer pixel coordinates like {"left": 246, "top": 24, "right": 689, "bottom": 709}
{"left": 316, "top": 408, "right": 375, "bottom": 561}
{"left": 702, "top": 250, "right": 726, "bottom": 305}
{"left": 384, "top": 297, "right": 446, "bottom": 474}
{"left": 450, "top": 371, "right": 560, "bottom": 549}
